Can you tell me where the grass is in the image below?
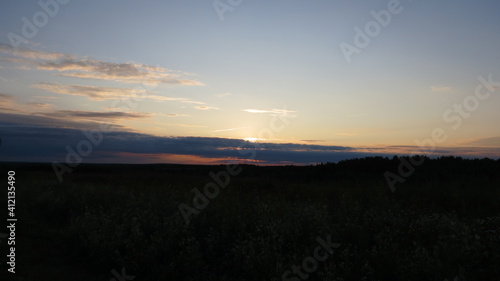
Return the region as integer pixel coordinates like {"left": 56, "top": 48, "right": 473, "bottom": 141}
{"left": 1, "top": 157, "right": 499, "bottom": 280}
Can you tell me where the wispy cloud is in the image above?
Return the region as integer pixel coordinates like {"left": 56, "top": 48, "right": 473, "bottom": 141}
{"left": 32, "top": 96, "right": 60, "bottom": 100}
{"left": 167, "top": 123, "right": 206, "bottom": 128}
{"left": 0, "top": 93, "right": 65, "bottom": 115}
{"left": 34, "top": 82, "right": 205, "bottom": 104}
{"left": 37, "top": 110, "right": 151, "bottom": 120}
{"left": 0, "top": 111, "right": 124, "bottom": 132}
{"left": 180, "top": 100, "right": 205, "bottom": 105}
{"left": 301, "top": 140, "right": 324, "bottom": 143}
{"left": 164, "top": 113, "right": 189, "bottom": 117}
{"left": 52, "top": 63, "right": 203, "bottom": 85}
{"left": 212, "top": 127, "right": 248, "bottom": 133}
{"left": 0, "top": 93, "right": 14, "bottom": 101}
{"left": 0, "top": 43, "right": 66, "bottom": 60}
{"left": 24, "top": 102, "right": 54, "bottom": 111}
{"left": 430, "top": 85, "right": 453, "bottom": 93}
{"left": 1, "top": 94, "right": 57, "bottom": 116}
{"left": 33, "top": 82, "right": 144, "bottom": 101}
{"left": 460, "top": 137, "right": 500, "bottom": 147}
{"left": 0, "top": 43, "right": 203, "bottom": 86}
{"left": 243, "top": 108, "right": 296, "bottom": 116}
{"left": 0, "top": 93, "right": 21, "bottom": 113}
{"left": 195, "top": 106, "right": 219, "bottom": 110}
{"left": 0, "top": 93, "right": 151, "bottom": 129}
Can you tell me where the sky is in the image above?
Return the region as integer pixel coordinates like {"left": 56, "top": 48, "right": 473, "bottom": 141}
{"left": 1, "top": 0, "right": 500, "bottom": 165}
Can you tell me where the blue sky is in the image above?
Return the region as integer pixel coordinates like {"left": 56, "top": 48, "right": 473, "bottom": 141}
{"left": 1, "top": 0, "right": 500, "bottom": 165}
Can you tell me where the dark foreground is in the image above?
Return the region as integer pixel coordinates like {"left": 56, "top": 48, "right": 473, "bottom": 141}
{"left": 0, "top": 156, "right": 499, "bottom": 281}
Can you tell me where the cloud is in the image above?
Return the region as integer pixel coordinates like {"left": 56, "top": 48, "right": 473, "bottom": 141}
{"left": 33, "top": 82, "right": 205, "bottom": 104}
{"left": 0, "top": 111, "right": 123, "bottom": 132}
{"left": 0, "top": 43, "right": 203, "bottom": 86}
{"left": 0, "top": 93, "right": 14, "bottom": 100}
{"left": 0, "top": 93, "right": 58, "bottom": 114}
{"left": 212, "top": 127, "right": 248, "bottom": 133}
{"left": 0, "top": 95, "right": 142, "bottom": 131}
{"left": 0, "top": 56, "right": 30, "bottom": 65}
{"left": 24, "top": 102, "right": 54, "bottom": 111}
{"left": 33, "top": 82, "right": 143, "bottom": 100}
{"left": 37, "top": 110, "right": 151, "bottom": 120}
{"left": 179, "top": 100, "right": 205, "bottom": 105}
{"left": 0, "top": 93, "right": 18, "bottom": 112}
{"left": 165, "top": 113, "right": 189, "bottom": 117}
{"left": 166, "top": 123, "right": 206, "bottom": 128}
{"left": 301, "top": 140, "right": 323, "bottom": 143}
{"left": 41, "top": 58, "right": 204, "bottom": 85}
{"left": 32, "top": 96, "right": 60, "bottom": 100}
{"left": 0, "top": 93, "right": 135, "bottom": 121}
{"left": 430, "top": 85, "right": 453, "bottom": 93}
{"left": 460, "top": 137, "right": 500, "bottom": 147}
{"left": 195, "top": 106, "right": 219, "bottom": 110}
{"left": 53, "top": 66, "right": 203, "bottom": 85}
{"left": 243, "top": 108, "right": 297, "bottom": 116}
{"left": 2, "top": 117, "right": 499, "bottom": 165}
{"left": 0, "top": 43, "right": 66, "bottom": 60}
{"left": 0, "top": 124, "right": 367, "bottom": 164}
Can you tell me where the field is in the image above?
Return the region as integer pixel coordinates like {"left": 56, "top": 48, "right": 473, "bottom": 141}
{"left": 1, "top": 156, "right": 499, "bottom": 281}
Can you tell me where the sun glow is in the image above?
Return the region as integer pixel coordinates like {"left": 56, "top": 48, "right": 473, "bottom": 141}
{"left": 243, "top": 137, "right": 264, "bottom": 142}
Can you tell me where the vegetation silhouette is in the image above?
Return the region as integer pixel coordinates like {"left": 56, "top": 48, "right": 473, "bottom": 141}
{"left": 0, "top": 156, "right": 499, "bottom": 281}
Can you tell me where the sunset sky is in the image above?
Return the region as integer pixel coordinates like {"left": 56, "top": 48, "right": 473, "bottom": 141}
{"left": 1, "top": 0, "right": 500, "bottom": 165}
